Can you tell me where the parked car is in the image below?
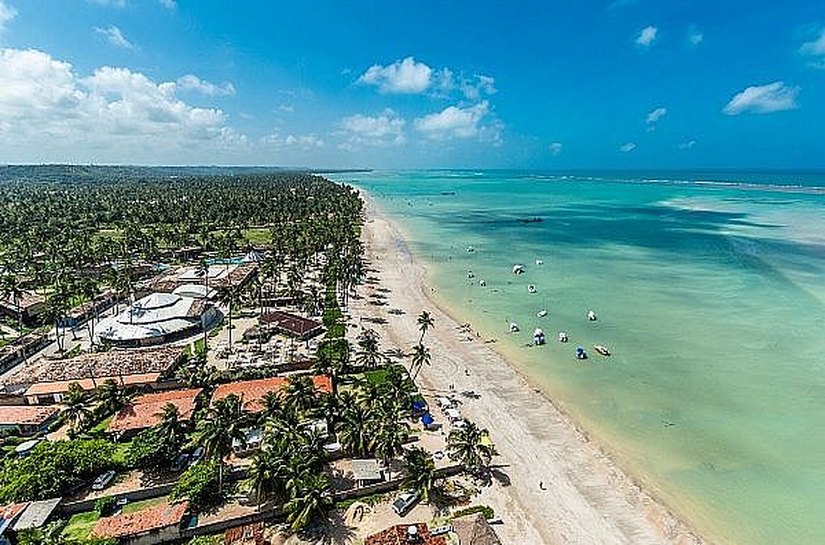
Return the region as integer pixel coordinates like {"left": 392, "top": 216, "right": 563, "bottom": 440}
{"left": 392, "top": 490, "right": 420, "bottom": 516}
{"left": 92, "top": 470, "right": 116, "bottom": 491}
{"left": 171, "top": 453, "right": 190, "bottom": 472}
{"left": 188, "top": 447, "right": 204, "bottom": 467}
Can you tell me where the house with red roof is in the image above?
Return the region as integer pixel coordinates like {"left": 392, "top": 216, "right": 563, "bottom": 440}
{"left": 0, "top": 405, "right": 60, "bottom": 436}
{"left": 107, "top": 388, "right": 202, "bottom": 439}
{"left": 91, "top": 500, "right": 189, "bottom": 545}
{"left": 211, "top": 375, "right": 332, "bottom": 413}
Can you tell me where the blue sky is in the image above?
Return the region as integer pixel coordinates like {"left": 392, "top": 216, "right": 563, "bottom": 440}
{"left": 0, "top": 0, "right": 823, "bottom": 168}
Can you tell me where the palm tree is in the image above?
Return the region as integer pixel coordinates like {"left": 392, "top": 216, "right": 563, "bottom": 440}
{"left": 337, "top": 401, "right": 374, "bottom": 458}
{"left": 371, "top": 402, "right": 409, "bottom": 480}
{"left": 248, "top": 451, "right": 278, "bottom": 511}
{"left": 409, "top": 343, "right": 431, "bottom": 381}
{"left": 284, "top": 473, "right": 332, "bottom": 533}
{"left": 95, "top": 379, "right": 130, "bottom": 416}
{"left": 447, "top": 421, "right": 498, "bottom": 476}
{"left": 218, "top": 284, "right": 240, "bottom": 349}
{"left": 355, "top": 333, "right": 382, "bottom": 369}
{"left": 62, "top": 383, "right": 91, "bottom": 436}
{"left": 154, "top": 403, "right": 188, "bottom": 459}
{"left": 402, "top": 446, "right": 437, "bottom": 503}
{"left": 0, "top": 273, "right": 25, "bottom": 334}
{"left": 194, "top": 394, "right": 249, "bottom": 488}
{"left": 284, "top": 376, "right": 319, "bottom": 417}
{"left": 416, "top": 310, "right": 435, "bottom": 343}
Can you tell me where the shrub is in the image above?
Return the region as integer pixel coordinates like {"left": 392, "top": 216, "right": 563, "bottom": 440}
{"left": 171, "top": 460, "right": 222, "bottom": 509}
{"left": 95, "top": 496, "right": 117, "bottom": 516}
{"left": 452, "top": 504, "right": 495, "bottom": 520}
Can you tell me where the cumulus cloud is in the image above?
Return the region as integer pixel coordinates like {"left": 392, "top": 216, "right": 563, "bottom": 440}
{"left": 357, "top": 57, "right": 497, "bottom": 101}
{"left": 620, "top": 142, "right": 637, "bottom": 153}
{"left": 176, "top": 74, "right": 235, "bottom": 96}
{"left": 636, "top": 26, "right": 658, "bottom": 46}
{"left": 645, "top": 106, "right": 666, "bottom": 130}
{"left": 549, "top": 142, "right": 563, "bottom": 156}
{"left": 0, "top": 1, "right": 17, "bottom": 34}
{"left": 95, "top": 25, "right": 134, "bottom": 50}
{"left": 261, "top": 132, "right": 324, "bottom": 149}
{"left": 0, "top": 48, "right": 243, "bottom": 161}
{"left": 358, "top": 57, "right": 433, "bottom": 94}
{"left": 800, "top": 28, "right": 825, "bottom": 69}
{"left": 723, "top": 81, "right": 799, "bottom": 115}
{"left": 414, "top": 101, "right": 492, "bottom": 140}
{"left": 338, "top": 109, "right": 405, "bottom": 147}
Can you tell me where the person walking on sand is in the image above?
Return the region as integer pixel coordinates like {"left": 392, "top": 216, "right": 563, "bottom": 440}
{"left": 540, "top": 481, "right": 546, "bottom": 490}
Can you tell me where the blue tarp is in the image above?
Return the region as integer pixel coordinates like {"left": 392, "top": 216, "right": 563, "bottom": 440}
{"left": 412, "top": 400, "right": 427, "bottom": 411}
{"left": 421, "top": 412, "right": 435, "bottom": 426}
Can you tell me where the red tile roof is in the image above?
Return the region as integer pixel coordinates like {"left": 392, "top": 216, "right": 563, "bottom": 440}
{"left": 107, "top": 388, "right": 202, "bottom": 433}
{"left": 91, "top": 501, "right": 188, "bottom": 539}
{"left": 212, "top": 375, "right": 332, "bottom": 413}
{"left": 0, "top": 502, "right": 29, "bottom": 534}
{"left": 0, "top": 405, "right": 59, "bottom": 426}
{"left": 259, "top": 311, "right": 323, "bottom": 337}
{"left": 365, "top": 523, "right": 447, "bottom": 545}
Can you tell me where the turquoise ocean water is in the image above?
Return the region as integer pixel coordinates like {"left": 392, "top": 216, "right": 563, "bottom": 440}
{"left": 331, "top": 170, "right": 825, "bottom": 545}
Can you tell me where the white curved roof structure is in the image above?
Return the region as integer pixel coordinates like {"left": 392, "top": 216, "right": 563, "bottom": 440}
{"left": 172, "top": 284, "right": 215, "bottom": 299}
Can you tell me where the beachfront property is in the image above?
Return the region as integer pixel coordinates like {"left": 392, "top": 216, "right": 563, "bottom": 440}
{"left": 106, "top": 388, "right": 202, "bottom": 439}
{"left": 259, "top": 310, "right": 324, "bottom": 340}
{"left": 0, "top": 498, "right": 61, "bottom": 545}
{"left": 145, "top": 262, "right": 258, "bottom": 295}
{"left": 0, "top": 405, "right": 60, "bottom": 436}
{"left": 211, "top": 375, "right": 333, "bottom": 412}
{"left": 95, "top": 292, "right": 221, "bottom": 348}
{"left": 365, "top": 523, "right": 446, "bottom": 545}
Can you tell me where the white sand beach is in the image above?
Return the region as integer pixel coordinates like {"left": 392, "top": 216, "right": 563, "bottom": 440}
{"left": 348, "top": 193, "right": 711, "bottom": 545}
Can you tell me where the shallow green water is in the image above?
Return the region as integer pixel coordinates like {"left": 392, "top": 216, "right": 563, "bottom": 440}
{"left": 333, "top": 170, "right": 825, "bottom": 545}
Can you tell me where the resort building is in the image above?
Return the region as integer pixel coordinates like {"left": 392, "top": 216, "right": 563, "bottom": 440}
{"left": 0, "top": 347, "right": 182, "bottom": 404}
{"left": 146, "top": 262, "right": 258, "bottom": 294}
{"left": 259, "top": 311, "right": 324, "bottom": 340}
{"left": 107, "top": 388, "right": 202, "bottom": 439}
{"left": 211, "top": 375, "right": 332, "bottom": 413}
{"left": 0, "top": 405, "right": 60, "bottom": 436}
{"left": 96, "top": 292, "right": 221, "bottom": 347}
{"left": 90, "top": 500, "right": 189, "bottom": 545}
{"left": 0, "top": 291, "right": 46, "bottom": 327}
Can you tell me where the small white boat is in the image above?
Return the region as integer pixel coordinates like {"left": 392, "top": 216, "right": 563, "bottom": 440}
{"left": 557, "top": 331, "right": 569, "bottom": 342}
{"left": 527, "top": 285, "right": 537, "bottom": 294}
{"left": 587, "top": 310, "right": 597, "bottom": 321}
{"left": 512, "top": 264, "right": 525, "bottom": 275}
{"left": 509, "top": 322, "right": 520, "bottom": 333}
{"left": 467, "top": 246, "right": 475, "bottom": 253}
{"left": 536, "top": 309, "right": 548, "bottom": 318}
{"left": 533, "top": 328, "right": 546, "bottom": 345}
{"left": 575, "top": 346, "right": 588, "bottom": 360}
{"left": 535, "top": 259, "right": 544, "bottom": 265}
{"left": 594, "top": 344, "right": 611, "bottom": 357}
{"left": 479, "top": 279, "right": 486, "bottom": 287}
{"left": 467, "top": 270, "right": 475, "bottom": 279}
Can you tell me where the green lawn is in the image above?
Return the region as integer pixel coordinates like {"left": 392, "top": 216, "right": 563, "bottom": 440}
{"left": 243, "top": 227, "right": 270, "bottom": 246}
{"left": 63, "top": 511, "right": 99, "bottom": 541}
{"left": 121, "top": 496, "right": 167, "bottom": 515}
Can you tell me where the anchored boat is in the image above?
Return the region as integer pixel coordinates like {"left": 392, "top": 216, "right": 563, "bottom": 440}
{"left": 537, "top": 309, "right": 548, "bottom": 318}
{"left": 575, "top": 346, "right": 588, "bottom": 360}
{"left": 527, "top": 284, "right": 537, "bottom": 294}
{"left": 512, "top": 264, "right": 525, "bottom": 275}
{"left": 587, "top": 310, "right": 597, "bottom": 321}
{"left": 594, "top": 344, "right": 611, "bottom": 357}
{"left": 557, "top": 331, "right": 568, "bottom": 342}
{"left": 509, "top": 322, "right": 520, "bottom": 333}
{"left": 533, "top": 328, "right": 546, "bottom": 345}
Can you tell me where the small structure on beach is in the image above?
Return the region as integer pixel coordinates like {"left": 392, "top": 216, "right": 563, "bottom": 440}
{"left": 351, "top": 459, "right": 383, "bottom": 487}
{"left": 451, "top": 512, "right": 502, "bottom": 545}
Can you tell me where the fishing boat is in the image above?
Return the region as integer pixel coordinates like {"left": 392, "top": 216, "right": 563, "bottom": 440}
{"left": 527, "top": 284, "right": 537, "bottom": 294}
{"left": 535, "top": 259, "right": 544, "bottom": 265}
{"left": 575, "top": 346, "right": 588, "bottom": 360}
{"left": 479, "top": 279, "right": 486, "bottom": 287}
{"left": 467, "top": 246, "right": 475, "bottom": 253}
{"left": 537, "top": 309, "right": 548, "bottom": 318}
{"left": 512, "top": 264, "right": 525, "bottom": 275}
{"left": 557, "top": 331, "right": 568, "bottom": 342}
{"left": 467, "top": 270, "right": 475, "bottom": 279}
{"left": 509, "top": 322, "right": 520, "bottom": 333}
{"left": 587, "top": 310, "right": 597, "bottom": 321}
{"left": 533, "top": 328, "right": 546, "bottom": 345}
{"left": 593, "top": 344, "right": 611, "bottom": 356}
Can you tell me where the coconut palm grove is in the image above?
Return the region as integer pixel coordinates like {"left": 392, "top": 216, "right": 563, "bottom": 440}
{"left": 0, "top": 165, "right": 499, "bottom": 545}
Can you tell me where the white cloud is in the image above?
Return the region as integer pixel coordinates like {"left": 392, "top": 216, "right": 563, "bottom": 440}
{"left": 176, "top": 74, "right": 235, "bottom": 96}
{"left": 95, "top": 25, "right": 134, "bottom": 50}
{"left": 0, "top": 1, "right": 17, "bottom": 34}
{"left": 338, "top": 109, "right": 405, "bottom": 147}
{"left": 277, "top": 104, "right": 294, "bottom": 113}
{"left": 723, "top": 81, "right": 799, "bottom": 115}
{"left": 549, "top": 142, "right": 563, "bottom": 156}
{"left": 636, "top": 26, "right": 658, "bottom": 47}
{"left": 0, "top": 48, "right": 243, "bottom": 161}
{"left": 679, "top": 140, "right": 696, "bottom": 150}
{"left": 358, "top": 57, "right": 433, "bottom": 94}
{"left": 800, "top": 28, "right": 825, "bottom": 69}
{"left": 159, "top": 0, "right": 176, "bottom": 8}
{"left": 414, "top": 101, "right": 491, "bottom": 140}
{"left": 459, "top": 74, "right": 497, "bottom": 100}
{"left": 646, "top": 106, "right": 667, "bottom": 131}
{"left": 688, "top": 26, "right": 704, "bottom": 45}
{"left": 620, "top": 142, "right": 637, "bottom": 153}
{"left": 262, "top": 132, "right": 324, "bottom": 149}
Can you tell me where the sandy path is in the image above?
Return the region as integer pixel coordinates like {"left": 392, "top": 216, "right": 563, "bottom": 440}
{"left": 347, "top": 194, "right": 710, "bottom": 545}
